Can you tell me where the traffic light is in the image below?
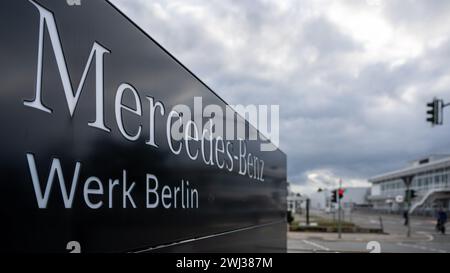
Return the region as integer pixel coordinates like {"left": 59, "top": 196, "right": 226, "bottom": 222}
{"left": 426, "top": 98, "right": 443, "bottom": 125}
{"left": 405, "top": 189, "right": 417, "bottom": 201}
{"left": 338, "top": 188, "right": 345, "bottom": 199}
{"left": 331, "top": 190, "right": 337, "bottom": 203}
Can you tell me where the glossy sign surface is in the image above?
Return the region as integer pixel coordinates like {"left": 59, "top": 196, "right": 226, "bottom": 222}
{"left": 0, "top": 0, "right": 287, "bottom": 252}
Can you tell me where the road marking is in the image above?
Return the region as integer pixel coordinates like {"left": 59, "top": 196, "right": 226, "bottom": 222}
{"left": 302, "top": 240, "right": 330, "bottom": 251}
{"left": 416, "top": 231, "right": 434, "bottom": 242}
{"left": 397, "top": 242, "right": 447, "bottom": 253}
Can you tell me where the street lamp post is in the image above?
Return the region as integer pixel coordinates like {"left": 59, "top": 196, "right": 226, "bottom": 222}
{"left": 402, "top": 175, "right": 415, "bottom": 238}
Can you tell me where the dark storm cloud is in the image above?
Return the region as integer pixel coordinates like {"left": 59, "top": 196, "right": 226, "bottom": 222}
{"left": 110, "top": 0, "right": 450, "bottom": 191}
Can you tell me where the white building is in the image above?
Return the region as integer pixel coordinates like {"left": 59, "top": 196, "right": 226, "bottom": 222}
{"left": 368, "top": 155, "right": 450, "bottom": 215}
{"left": 287, "top": 184, "right": 307, "bottom": 214}
{"left": 309, "top": 187, "right": 370, "bottom": 211}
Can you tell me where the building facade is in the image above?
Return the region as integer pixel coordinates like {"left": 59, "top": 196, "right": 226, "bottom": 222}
{"left": 287, "top": 184, "right": 307, "bottom": 214}
{"left": 368, "top": 155, "right": 450, "bottom": 215}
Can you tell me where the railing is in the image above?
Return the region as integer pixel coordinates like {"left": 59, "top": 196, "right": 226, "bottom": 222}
{"left": 409, "top": 188, "right": 450, "bottom": 214}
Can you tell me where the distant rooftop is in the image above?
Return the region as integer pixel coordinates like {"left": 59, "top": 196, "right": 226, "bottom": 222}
{"left": 408, "top": 155, "right": 450, "bottom": 167}
{"left": 369, "top": 155, "right": 450, "bottom": 184}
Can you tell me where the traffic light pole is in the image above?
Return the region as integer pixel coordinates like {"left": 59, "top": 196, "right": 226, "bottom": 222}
{"left": 306, "top": 198, "right": 310, "bottom": 226}
{"left": 401, "top": 175, "right": 414, "bottom": 238}
{"left": 338, "top": 180, "right": 342, "bottom": 239}
{"left": 406, "top": 184, "right": 411, "bottom": 238}
{"left": 439, "top": 101, "right": 450, "bottom": 123}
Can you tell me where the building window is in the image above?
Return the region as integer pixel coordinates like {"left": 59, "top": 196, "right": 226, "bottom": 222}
{"left": 435, "top": 175, "right": 440, "bottom": 188}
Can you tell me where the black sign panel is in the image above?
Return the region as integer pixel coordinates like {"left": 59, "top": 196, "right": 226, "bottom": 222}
{"left": 0, "top": 0, "right": 286, "bottom": 252}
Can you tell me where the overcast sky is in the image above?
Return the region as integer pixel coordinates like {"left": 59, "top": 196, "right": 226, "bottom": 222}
{"left": 110, "top": 0, "right": 450, "bottom": 194}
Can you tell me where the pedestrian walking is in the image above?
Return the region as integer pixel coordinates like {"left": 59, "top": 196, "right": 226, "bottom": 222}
{"left": 436, "top": 208, "right": 447, "bottom": 235}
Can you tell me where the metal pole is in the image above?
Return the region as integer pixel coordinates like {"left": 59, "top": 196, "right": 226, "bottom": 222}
{"left": 350, "top": 203, "right": 353, "bottom": 223}
{"left": 306, "top": 198, "right": 310, "bottom": 226}
{"left": 338, "top": 179, "right": 342, "bottom": 239}
{"left": 402, "top": 175, "right": 414, "bottom": 238}
{"left": 379, "top": 216, "right": 384, "bottom": 233}
{"left": 406, "top": 184, "right": 411, "bottom": 238}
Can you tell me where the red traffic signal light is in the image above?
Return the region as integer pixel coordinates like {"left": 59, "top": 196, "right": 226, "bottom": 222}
{"left": 338, "top": 188, "right": 345, "bottom": 198}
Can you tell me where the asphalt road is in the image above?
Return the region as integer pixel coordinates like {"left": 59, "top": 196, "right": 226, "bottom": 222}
{"left": 288, "top": 210, "right": 450, "bottom": 253}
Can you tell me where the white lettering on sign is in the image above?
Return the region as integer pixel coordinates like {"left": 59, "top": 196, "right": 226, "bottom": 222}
{"left": 26, "top": 153, "right": 199, "bottom": 209}
{"left": 23, "top": 0, "right": 267, "bottom": 210}
{"left": 115, "top": 83, "right": 143, "bottom": 141}
{"left": 25, "top": 0, "right": 110, "bottom": 132}
{"left": 26, "top": 153, "right": 80, "bottom": 209}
